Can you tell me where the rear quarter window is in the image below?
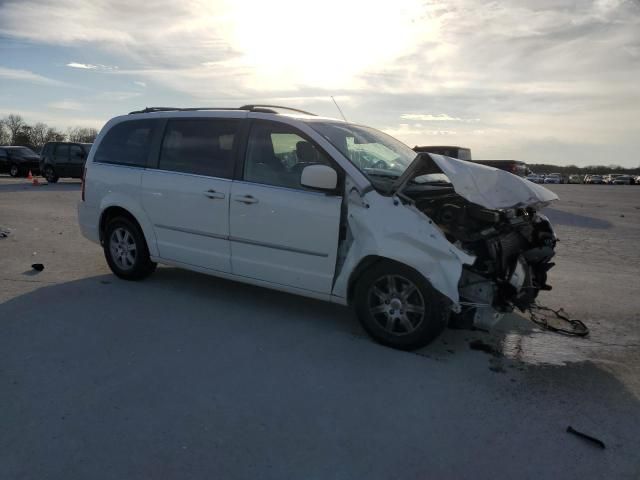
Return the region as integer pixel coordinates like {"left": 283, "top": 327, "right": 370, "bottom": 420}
{"left": 94, "top": 119, "right": 158, "bottom": 167}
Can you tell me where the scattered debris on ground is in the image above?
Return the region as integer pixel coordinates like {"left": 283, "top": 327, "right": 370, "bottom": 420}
{"left": 566, "top": 426, "right": 606, "bottom": 449}
{"left": 529, "top": 304, "right": 589, "bottom": 336}
{"left": 0, "top": 227, "right": 10, "bottom": 239}
{"left": 31, "top": 263, "right": 44, "bottom": 272}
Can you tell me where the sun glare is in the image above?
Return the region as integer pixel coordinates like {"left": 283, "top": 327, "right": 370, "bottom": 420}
{"left": 225, "top": 0, "right": 428, "bottom": 90}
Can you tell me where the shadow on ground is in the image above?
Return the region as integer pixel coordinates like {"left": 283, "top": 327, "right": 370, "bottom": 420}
{"left": 0, "top": 181, "right": 81, "bottom": 193}
{"left": 1, "top": 267, "right": 639, "bottom": 479}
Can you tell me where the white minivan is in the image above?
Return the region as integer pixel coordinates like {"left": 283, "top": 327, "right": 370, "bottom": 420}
{"left": 79, "top": 105, "right": 559, "bottom": 350}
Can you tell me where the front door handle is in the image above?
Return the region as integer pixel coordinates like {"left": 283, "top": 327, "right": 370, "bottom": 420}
{"left": 233, "top": 194, "right": 259, "bottom": 204}
{"left": 204, "top": 189, "right": 225, "bottom": 199}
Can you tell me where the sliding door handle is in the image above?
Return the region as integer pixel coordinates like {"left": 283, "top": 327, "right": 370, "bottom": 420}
{"left": 233, "top": 194, "right": 259, "bottom": 204}
{"left": 204, "top": 189, "right": 225, "bottom": 199}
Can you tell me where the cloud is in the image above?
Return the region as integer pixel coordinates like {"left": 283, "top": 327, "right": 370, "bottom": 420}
{"left": 0, "top": 66, "right": 67, "bottom": 86}
{"left": 96, "top": 91, "right": 141, "bottom": 101}
{"left": 1, "top": 0, "right": 639, "bottom": 165}
{"left": 66, "top": 62, "right": 117, "bottom": 70}
{"left": 66, "top": 62, "right": 97, "bottom": 70}
{"left": 48, "top": 99, "right": 84, "bottom": 110}
{"left": 401, "top": 113, "right": 479, "bottom": 123}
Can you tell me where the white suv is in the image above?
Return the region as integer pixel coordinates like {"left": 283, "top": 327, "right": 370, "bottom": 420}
{"left": 79, "top": 105, "right": 559, "bottom": 350}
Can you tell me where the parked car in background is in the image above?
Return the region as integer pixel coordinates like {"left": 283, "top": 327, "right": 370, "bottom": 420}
{"left": 39, "top": 142, "right": 92, "bottom": 183}
{"left": 612, "top": 175, "right": 633, "bottom": 185}
{"left": 78, "top": 105, "right": 559, "bottom": 350}
{"left": 526, "top": 173, "right": 544, "bottom": 184}
{"left": 0, "top": 146, "right": 41, "bottom": 177}
{"left": 586, "top": 175, "right": 604, "bottom": 184}
{"left": 603, "top": 174, "right": 624, "bottom": 184}
{"left": 544, "top": 174, "right": 562, "bottom": 184}
{"left": 568, "top": 174, "right": 582, "bottom": 184}
{"left": 548, "top": 172, "right": 567, "bottom": 183}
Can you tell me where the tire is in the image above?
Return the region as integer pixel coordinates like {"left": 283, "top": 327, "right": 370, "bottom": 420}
{"left": 353, "top": 261, "right": 451, "bottom": 350}
{"left": 9, "top": 164, "right": 20, "bottom": 177}
{"left": 103, "top": 216, "right": 156, "bottom": 280}
{"left": 44, "top": 166, "right": 59, "bottom": 183}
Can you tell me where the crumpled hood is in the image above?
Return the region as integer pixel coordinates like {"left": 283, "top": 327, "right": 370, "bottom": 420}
{"left": 429, "top": 154, "right": 558, "bottom": 210}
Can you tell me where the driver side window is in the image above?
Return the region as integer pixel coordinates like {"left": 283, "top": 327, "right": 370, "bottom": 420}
{"left": 244, "top": 122, "right": 332, "bottom": 190}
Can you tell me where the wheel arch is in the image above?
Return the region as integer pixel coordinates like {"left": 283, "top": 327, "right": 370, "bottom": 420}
{"left": 346, "top": 255, "right": 419, "bottom": 306}
{"left": 100, "top": 206, "right": 143, "bottom": 244}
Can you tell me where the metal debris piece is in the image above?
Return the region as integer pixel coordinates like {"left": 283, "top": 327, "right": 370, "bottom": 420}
{"left": 566, "top": 426, "right": 606, "bottom": 449}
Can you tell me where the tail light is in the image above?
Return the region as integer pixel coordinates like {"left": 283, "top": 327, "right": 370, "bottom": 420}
{"left": 81, "top": 167, "right": 86, "bottom": 201}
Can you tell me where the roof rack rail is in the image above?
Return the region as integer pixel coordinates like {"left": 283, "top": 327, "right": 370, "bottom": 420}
{"left": 129, "top": 105, "right": 317, "bottom": 116}
{"left": 128, "top": 107, "right": 242, "bottom": 114}
{"left": 239, "top": 104, "right": 317, "bottom": 116}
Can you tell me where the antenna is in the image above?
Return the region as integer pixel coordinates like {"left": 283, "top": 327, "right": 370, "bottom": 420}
{"left": 330, "top": 96, "right": 347, "bottom": 122}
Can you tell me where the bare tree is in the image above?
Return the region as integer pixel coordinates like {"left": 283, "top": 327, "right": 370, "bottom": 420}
{"left": 0, "top": 119, "right": 10, "bottom": 145}
{"left": 45, "top": 127, "right": 66, "bottom": 143}
{"left": 29, "top": 122, "right": 49, "bottom": 150}
{"left": 4, "top": 114, "right": 25, "bottom": 145}
{"left": 67, "top": 126, "right": 98, "bottom": 143}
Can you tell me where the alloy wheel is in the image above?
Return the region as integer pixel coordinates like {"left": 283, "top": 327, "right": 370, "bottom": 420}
{"left": 109, "top": 227, "right": 137, "bottom": 271}
{"left": 368, "top": 275, "right": 426, "bottom": 335}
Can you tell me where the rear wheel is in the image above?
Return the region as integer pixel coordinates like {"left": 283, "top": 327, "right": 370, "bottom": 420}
{"left": 44, "top": 166, "right": 59, "bottom": 183}
{"left": 354, "top": 261, "right": 450, "bottom": 350}
{"left": 9, "top": 164, "right": 20, "bottom": 177}
{"left": 104, "top": 216, "right": 156, "bottom": 280}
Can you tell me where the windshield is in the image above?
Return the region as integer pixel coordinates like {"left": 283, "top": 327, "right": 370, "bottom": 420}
{"left": 309, "top": 121, "right": 418, "bottom": 180}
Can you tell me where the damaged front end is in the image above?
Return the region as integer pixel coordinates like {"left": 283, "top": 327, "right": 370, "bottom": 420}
{"left": 393, "top": 153, "right": 558, "bottom": 328}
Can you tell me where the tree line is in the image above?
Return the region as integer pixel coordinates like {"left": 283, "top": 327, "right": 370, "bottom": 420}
{"left": 0, "top": 114, "right": 99, "bottom": 151}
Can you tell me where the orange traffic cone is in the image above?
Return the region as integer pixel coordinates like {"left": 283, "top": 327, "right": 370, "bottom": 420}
{"left": 27, "top": 170, "right": 33, "bottom": 180}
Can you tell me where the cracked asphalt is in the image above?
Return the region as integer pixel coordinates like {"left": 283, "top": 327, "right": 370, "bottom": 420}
{"left": 1, "top": 176, "right": 639, "bottom": 479}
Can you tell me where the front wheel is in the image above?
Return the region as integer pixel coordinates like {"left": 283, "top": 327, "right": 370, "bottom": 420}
{"left": 44, "top": 166, "right": 59, "bottom": 183}
{"left": 354, "top": 262, "right": 450, "bottom": 350}
{"left": 104, "top": 217, "right": 156, "bottom": 280}
{"left": 9, "top": 164, "right": 20, "bottom": 177}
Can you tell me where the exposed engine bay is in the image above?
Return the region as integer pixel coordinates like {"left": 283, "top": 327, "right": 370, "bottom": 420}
{"left": 404, "top": 184, "right": 556, "bottom": 314}
{"left": 390, "top": 153, "right": 558, "bottom": 323}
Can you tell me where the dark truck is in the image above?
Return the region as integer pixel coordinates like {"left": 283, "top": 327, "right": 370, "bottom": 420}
{"left": 413, "top": 145, "right": 528, "bottom": 177}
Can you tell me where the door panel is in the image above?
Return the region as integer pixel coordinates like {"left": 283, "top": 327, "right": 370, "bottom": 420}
{"left": 140, "top": 118, "right": 242, "bottom": 272}
{"left": 142, "top": 171, "right": 231, "bottom": 271}
{"left": 229, "top": 182, "right": 341, "bottom": 293}
{"left": 229, "top": 120, "right": 342, "bottom": 294}
{"left": 69, "top": 144, "right": 85, "bottom": 177}
{"left": 54, "top": 144, "right": 70, "bottom": 176}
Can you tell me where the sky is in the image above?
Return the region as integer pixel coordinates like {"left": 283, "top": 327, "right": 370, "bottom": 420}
{"left": 0, "top": 0, "right": 639, "bottom": 166}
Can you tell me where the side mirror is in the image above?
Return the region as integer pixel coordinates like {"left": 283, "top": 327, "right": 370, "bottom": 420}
{"left": 301, "top": 164, "right": 337, "bottom": 191}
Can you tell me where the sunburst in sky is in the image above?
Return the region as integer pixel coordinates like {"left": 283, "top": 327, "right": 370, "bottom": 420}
{"left": 1, "top": 0, "right": 639, "bottom": 166}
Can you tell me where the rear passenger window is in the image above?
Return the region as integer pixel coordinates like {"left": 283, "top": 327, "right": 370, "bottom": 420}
{"left": 159, "top": 119, "right": 239, "bottom": 178}
{"left": 94, "top": 120, "right": 157, "bottom": 167}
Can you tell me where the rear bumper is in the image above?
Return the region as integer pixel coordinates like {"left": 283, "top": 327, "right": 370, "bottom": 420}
{"left": 77, "top": 201, "right": 100, "bottom": 244}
